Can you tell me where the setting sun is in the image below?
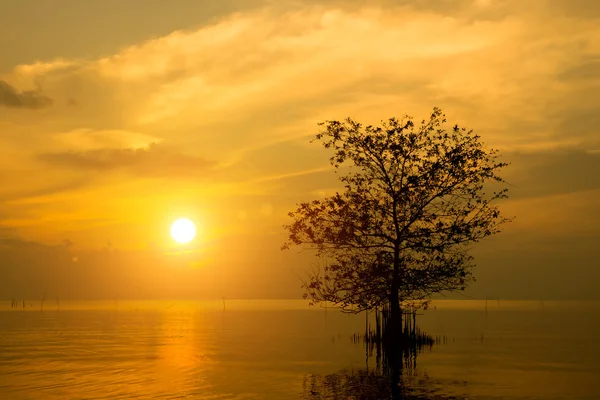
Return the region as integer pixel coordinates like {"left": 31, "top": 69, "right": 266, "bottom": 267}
{"left": 170, "top": 218, "right": 196, "bottom": 244}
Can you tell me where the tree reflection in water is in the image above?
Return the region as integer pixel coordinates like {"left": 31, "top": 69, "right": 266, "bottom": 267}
{"left": 302, "top": 309, "right": 461, "bottom": 400}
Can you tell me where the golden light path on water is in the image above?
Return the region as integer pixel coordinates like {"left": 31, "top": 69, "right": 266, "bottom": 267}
{"left": 1, "top": 300, "right": 599, "bottom": 399}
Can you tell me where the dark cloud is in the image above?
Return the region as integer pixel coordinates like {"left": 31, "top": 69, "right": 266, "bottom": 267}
{"left": 547, "top": 0, "right": 600, "bottom": 19}
{"left": 465, "top": 232, "right": 600, "bottom": 301}
{"left": 38, "top": 143, "right": 214, "bottom": 177}
{"left": 557, "top": 56, "right": 600, "bottom": 82}
{"left": 545, "top": 54, "right": 600, "bottom": 144}
{"left": 0, "top": 238, "right": 94, "bottom": 301}
{"left": 0, "top": 226, "right": 17, "bottom": 237}
{"left": 0, "top": 235, "right": 303, "bottom": 301}
{"left": 0, "top": 80, "right": 53, "bottom": 109}
{"left": 0, "top": 237, "right": 68, "bottom": 252}
{"left": 544, "top": 88, "right": 600, "bottom": 146}
{"left": 504, "top": 149, "right": 600, "bottom": 199}
{"left": 556, "top": 108, "right": 600, "bottom": 138}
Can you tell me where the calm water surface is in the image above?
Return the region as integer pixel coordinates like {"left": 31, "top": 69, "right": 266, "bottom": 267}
{"left": 1, "top": 300, "right": 599, "bottom": 399}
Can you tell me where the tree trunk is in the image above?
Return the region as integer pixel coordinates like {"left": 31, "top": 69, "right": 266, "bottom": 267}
{"left": 389, "top": 242, "right": 402, "bottom": 343}
{"left": 387, "top": 290, "right": 403, "bottom": 398}
{"left": 388, "top": 292, "right": 402, "bottom": 341}
{"left": 385, "top": 241, "right": 404, "bottom": 394}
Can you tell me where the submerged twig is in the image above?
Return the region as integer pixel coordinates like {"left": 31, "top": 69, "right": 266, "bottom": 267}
{"left": 41, "top": 292, "right": 46, "bottom": 312}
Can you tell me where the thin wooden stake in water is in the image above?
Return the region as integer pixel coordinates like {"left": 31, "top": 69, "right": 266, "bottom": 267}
{"left": 485, "top": 297, "right": 488, "bottom": 316}
{"left": 41, "top": 291, "right": 46, "bottom": 312}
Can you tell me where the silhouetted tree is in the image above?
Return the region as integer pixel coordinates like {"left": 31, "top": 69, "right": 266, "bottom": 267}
{"left": 282, "top": 107, "right": 512, "bottom": 341}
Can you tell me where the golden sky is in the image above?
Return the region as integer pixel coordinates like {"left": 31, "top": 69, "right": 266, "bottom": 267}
{"left": 1, "top": 0, "right": 599, "bottom": 301}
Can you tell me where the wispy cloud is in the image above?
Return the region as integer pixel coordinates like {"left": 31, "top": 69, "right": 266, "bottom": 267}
{"left": 0, "top": 179, "right": 89, "bottom": 203}
{"left": 38, "top": 143, "right": 214, "bottom": 178}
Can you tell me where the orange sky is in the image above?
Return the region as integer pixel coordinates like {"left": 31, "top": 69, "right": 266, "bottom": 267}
{"left": 1, "top": 0, "right": 599, "bottom": 301}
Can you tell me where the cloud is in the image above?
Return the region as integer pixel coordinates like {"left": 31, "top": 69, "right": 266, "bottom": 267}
{"left": 504, "top": 149, "right": 600, "bottom": 199}
{"left": 12, "top": 59, "right": 78, "bottom": 77}
{"left": 0, "top": 237, "right": 69, "bottom": 252}
{"left": 122, "top": 7, "right": 523, "bottom": 125}
{"left": 5, "top": 4, "right": 528, "bottom": 147}
{"left": 38, "top": 143, "right": 214, "bottom": 178}
{"left": 53, "top": 128, "right": 163, "bottom": 151}
{"left": 0, "top": 80, "right": 53, "bottom": 109}
{"left": 557, "top": 56, "right": 600, "bottom": 82}
{"left": 0, "top": 179, "right": 89, "bottom": 203}
{"left": 6, "top": 0, "right": 599, "bottom": 155}
{"left": 467, "top": 233, "right": 600, "bottom": 300}
{"left": 546, "top": 0, "right": 600, "bottom": 19}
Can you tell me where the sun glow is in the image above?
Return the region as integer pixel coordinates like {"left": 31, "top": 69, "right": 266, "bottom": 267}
{"left": 170, "top": 218, "right": 196, "bottom": 244}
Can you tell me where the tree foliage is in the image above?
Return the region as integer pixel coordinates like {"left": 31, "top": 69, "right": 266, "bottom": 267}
{"left": 282, "top": 108, "right": 512, "bottom": 313}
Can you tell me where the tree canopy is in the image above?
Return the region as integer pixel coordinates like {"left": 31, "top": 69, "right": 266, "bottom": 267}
{"left": 282, "top": 107, "right": 512, "bottom": 314}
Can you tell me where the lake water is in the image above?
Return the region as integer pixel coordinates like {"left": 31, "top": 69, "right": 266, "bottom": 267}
{"left": 1, "top": 299, "right": 599, "bottom": 399}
